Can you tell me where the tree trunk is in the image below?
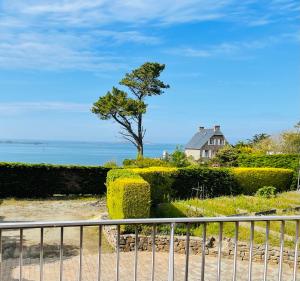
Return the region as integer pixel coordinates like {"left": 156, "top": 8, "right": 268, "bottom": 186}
{"left": 137, "top": 142, "right": 144, "bottom": 158}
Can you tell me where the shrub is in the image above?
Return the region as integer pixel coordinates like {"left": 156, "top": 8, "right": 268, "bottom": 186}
{"left": 237, "top": 154, "right": 299, "bottom": 170}
{"left": 103, "top": 161, "right": 118, "bottom": 168}
{"left": 256, "top": 186, "right": 277, "bottom": 198}
{"left": 0, "top": 162, "right": 109, "bottom": 198}
{"left": 168, "top": 146, "right": 190, "bottom": 167}
{"left": 123, "top": 157, "right": 170, "bottom": 168}
{"left": 106, "top": 170, "right": 151, "bottom": 220}
{"left": 106, "top": 168, "right": 140, "bottom": 185}
{"left": 172, "top": 167, "right": 240, "bottom": 199}
{"left": 212, "top": 145, "right": 240, "bottom": 167}
{"left": 232, "top": 167, "right": 294, "bottom": 195}
{"left": 131, "top": 167, "right": 178, "bottom": 204}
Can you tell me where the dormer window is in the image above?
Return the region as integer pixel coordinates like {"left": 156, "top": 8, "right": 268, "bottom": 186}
{"left": 209, "top": 138, "right": 214, "bottom": 145}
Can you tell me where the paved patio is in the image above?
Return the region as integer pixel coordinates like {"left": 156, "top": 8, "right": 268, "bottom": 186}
{"left": 2, "top": 252, "right": 294, "bottom": 281}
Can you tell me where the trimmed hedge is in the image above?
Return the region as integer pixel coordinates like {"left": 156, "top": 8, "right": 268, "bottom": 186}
{"left": 237, "top": 154, "right": 299, "bottom": 171}
{"left": 106, "top": 169, "right": 151, "bottom": 219}
{"left": 232, "top": 167, "right": 294, "bottom": 194}
{"left": 172, "top": 167, "right": 240, "bottom": 199}
{"left": 106, "top": 166, "right": 294, "bottom": 220}
{"left": 130, "top": 167, "right": 178, "bottom": 204}
{"left": 123, "top": 158, "right": 170, "bottom": 168}
{"left": 0, "top": 162, "right": 109, "bottom": 198}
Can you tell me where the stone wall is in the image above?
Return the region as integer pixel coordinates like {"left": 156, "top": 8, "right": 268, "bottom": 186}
{"left": 103, "top": 224, "right": 299, "bottom": 268}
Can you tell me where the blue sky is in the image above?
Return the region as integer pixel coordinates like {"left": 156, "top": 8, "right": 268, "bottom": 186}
{"left": 0, "top": 0, "right": 299, "bottom": 144}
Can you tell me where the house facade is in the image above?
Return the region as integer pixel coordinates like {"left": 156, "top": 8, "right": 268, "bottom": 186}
{"left": 185, "top": 125, "right": 226, "bottom": 160}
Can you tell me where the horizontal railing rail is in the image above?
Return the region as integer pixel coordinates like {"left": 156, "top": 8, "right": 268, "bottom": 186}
{"left": 0, "top": 215, "right": 300, "bottom": 281}
{"left": 1, "top": 215, "right": 300, "bottom": 229}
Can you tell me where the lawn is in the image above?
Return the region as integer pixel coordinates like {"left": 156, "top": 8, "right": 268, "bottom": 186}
{"left": 154, "top": 191, "right": 300, "bottom": 247}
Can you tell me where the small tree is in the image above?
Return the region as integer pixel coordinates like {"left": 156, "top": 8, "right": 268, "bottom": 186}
{"left": 92, "top": 62, "right": 169, "bottom": 157}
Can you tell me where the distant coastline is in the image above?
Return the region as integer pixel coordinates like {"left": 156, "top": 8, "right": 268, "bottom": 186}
{"left": 0, "top": 140, "right": 178, "bottom": 165}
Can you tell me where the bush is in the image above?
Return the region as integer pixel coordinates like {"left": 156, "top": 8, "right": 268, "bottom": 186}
{"left": 0, "top": 162, "right": 109, "bottom": 198}
{"left": 123, "top": 157, "right": 170, "bottom": 168}
{"left": 172, "top": 167, "right": 240, "bottom": 199}
{"left": 106, "top": 168, "right": 140, "bottom": 185}
{"left": 256, "top": 186, "right": 277, "bottom": 198}
{"left": 103, "top": 161, "right": 118, "bottom": 168}
{"left": 237, "top": 154, "right": 299, "bottom": 170}
{"left": 106, "top": 169, "right": 151, "bottom": 220}
{"left": 131, "top": 167, "right": 178, "bottom": 204}
{"left": 232, "top": 167, "right": 294, "bottom": 195}
{"left": 168, "top": 146, "right": 190, "bottom": 167}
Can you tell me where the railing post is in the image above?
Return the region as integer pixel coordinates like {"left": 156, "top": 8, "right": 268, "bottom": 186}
{"left": 116, "top": 225, "right": 120, "bottom": 281}
{"left": 293, "top": 220, "right": 299, "bottom": 281}
{"left": 98, "top": 225, "right": 102, "bottom": 281}
{"left": 232, "top": 221, "right": 239, "bottom": 281}
{"left": 184, "top": 223, "right": 190, "bottom": 281}
{"left": 278, "top": 221, "right": 285, "bottom": 281}
{"left": 248, "top": 221, "right": 254, "bottom": 281}
{"left": 40, "top": 227, "right": 44, "bottom": 281}
{"left": 79, "top": 226, "right": 83, "bottom": 281}
{"left": 134, "top": 226, "right": 138, "bottom": 281}
{"left": 217, "top": 222, "right": 223, "bottom": 281}
{"left": 0, "top": 229, "right": 2, "bottom": 281}
{"left": 263, "top": 221, "right": 270, "bottom": 281}
{"left": 151, "top": 224, "right": 156, "bottom": 281}
{"left": 168, "top": 222, "right": 175, "bottom": 281}
{"left": 60, "top": 227, "right": 64, "bottom": 281}
{"left": 20, "top": 228, "right": 23, "bottom": 281}
{"left": 201, "top": 222, "right": 207, "bottom": 281}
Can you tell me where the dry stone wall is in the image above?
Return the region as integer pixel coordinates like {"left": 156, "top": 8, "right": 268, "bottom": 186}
{"left": 103, "top": 224, "right": 299, "bottom": 268}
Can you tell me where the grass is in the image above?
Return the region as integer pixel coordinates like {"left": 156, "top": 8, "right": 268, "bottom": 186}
{"left": 154, "top": 191, "right": 300, "bottom": 247}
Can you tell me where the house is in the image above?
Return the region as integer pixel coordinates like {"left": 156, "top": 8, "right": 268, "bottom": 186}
{"left": 185, "top": 125, "right": 227, "bottom": 160}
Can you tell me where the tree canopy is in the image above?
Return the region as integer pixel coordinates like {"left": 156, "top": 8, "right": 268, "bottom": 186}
{"left": 92, "top": 62, "right": 169, "bottom": 157}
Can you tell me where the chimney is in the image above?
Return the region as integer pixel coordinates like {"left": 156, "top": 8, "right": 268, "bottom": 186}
{"left": 214, "top": 125, "right": 220, "bottom": 131}
{"left": 199, "top": 126, "right": 204, "bottom": 131}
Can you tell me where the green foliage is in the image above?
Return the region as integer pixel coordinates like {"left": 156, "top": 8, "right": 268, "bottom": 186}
{"left": 213, "top": 145, "right": 239, "bottom": 166}
{"left": 247, "top": 133, "right": 270, "bottom": 145}
{"left": 106, "top": 168, "right": 140, "bottom": 185}
{"left": 281, "top": 131, "right": 300, "bottom": 154}
{"left": 256, "top": 186, "right": 277, "bottom": 198}
{"left": 123, "top": 157, "right": 170, "bottom": 168}
{"left": 168, "top": 146, "right": 189, "bottom": 167}
{"left": 92, "top": 62, "right": 169, "bottom": 156}
{"left": 103, "top": 161, "right": 118, "bottom": 168}
{"left": 0, "top": 162, "right": 109, "bottom": 198}
{"left": 232, "top": 167, "right": 293, "bottom": 194}
{"left": 130, "top": 167, "right": 178, "bottom": 204}
{"left": 106, "top": 169, "right": 151, "bottom": 220}
{"left": 172, "top": 167, "right": 240, "bottom": 199}
{"left": 237, "top": 154, "right": 299, "bottom": 170}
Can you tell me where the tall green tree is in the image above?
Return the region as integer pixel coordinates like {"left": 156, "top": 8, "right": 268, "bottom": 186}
{"left": 91, "top": 62, "right": 169, "bottom": 157}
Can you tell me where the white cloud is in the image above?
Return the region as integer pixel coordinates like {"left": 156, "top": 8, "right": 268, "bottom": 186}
{"left": 0, "top": 102, "right": 90, "bottom": 115}
{"left": 169, "top": 32, "right": 300, "bottom": 58}
{"left": 0, "top": 0, "right": 299, "bottom": 71}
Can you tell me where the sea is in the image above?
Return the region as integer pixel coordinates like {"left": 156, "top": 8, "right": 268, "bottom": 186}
{"left": 0, "top": 140, "right": 177, "bottom": 166}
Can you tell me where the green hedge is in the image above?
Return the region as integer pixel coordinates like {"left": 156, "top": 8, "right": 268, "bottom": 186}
{"left": 130, "top": 167, "right": 178, "bottom": 204}
{"left": 123, "top": 158, "right": 171, "bottom": 168}
{"left": 237, "top": 154, "right": 299, "bottom": 170}
{"left": 106, "top": 166, "right": 294, "bottom": 220}
{"left": 172, "top": 167, "right": 240, "bottom": 199}
{"left": 237, "top": 154, "right": 299, "bottom": 189}
{"left": 0, "top": 162, "right": 109, "bottom": 198}
{"left": 106, "top": 169, "right": 151, "bottom": 219}
{"left": 232, "top": 167, "right": 294, "bottom": 194}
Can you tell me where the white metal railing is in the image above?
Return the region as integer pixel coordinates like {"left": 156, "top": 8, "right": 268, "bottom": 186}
{"left": 0, "top": 215, "right": 300, "bottom": 281}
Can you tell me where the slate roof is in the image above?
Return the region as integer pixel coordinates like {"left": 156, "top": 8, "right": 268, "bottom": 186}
{"left": 185, "top": 128, "right": 224, "bottom": 149}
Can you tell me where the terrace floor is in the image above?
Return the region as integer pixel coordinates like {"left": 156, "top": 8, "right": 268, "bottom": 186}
{"left": 2, "top": 251, "right": 294, "bottom": 281}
